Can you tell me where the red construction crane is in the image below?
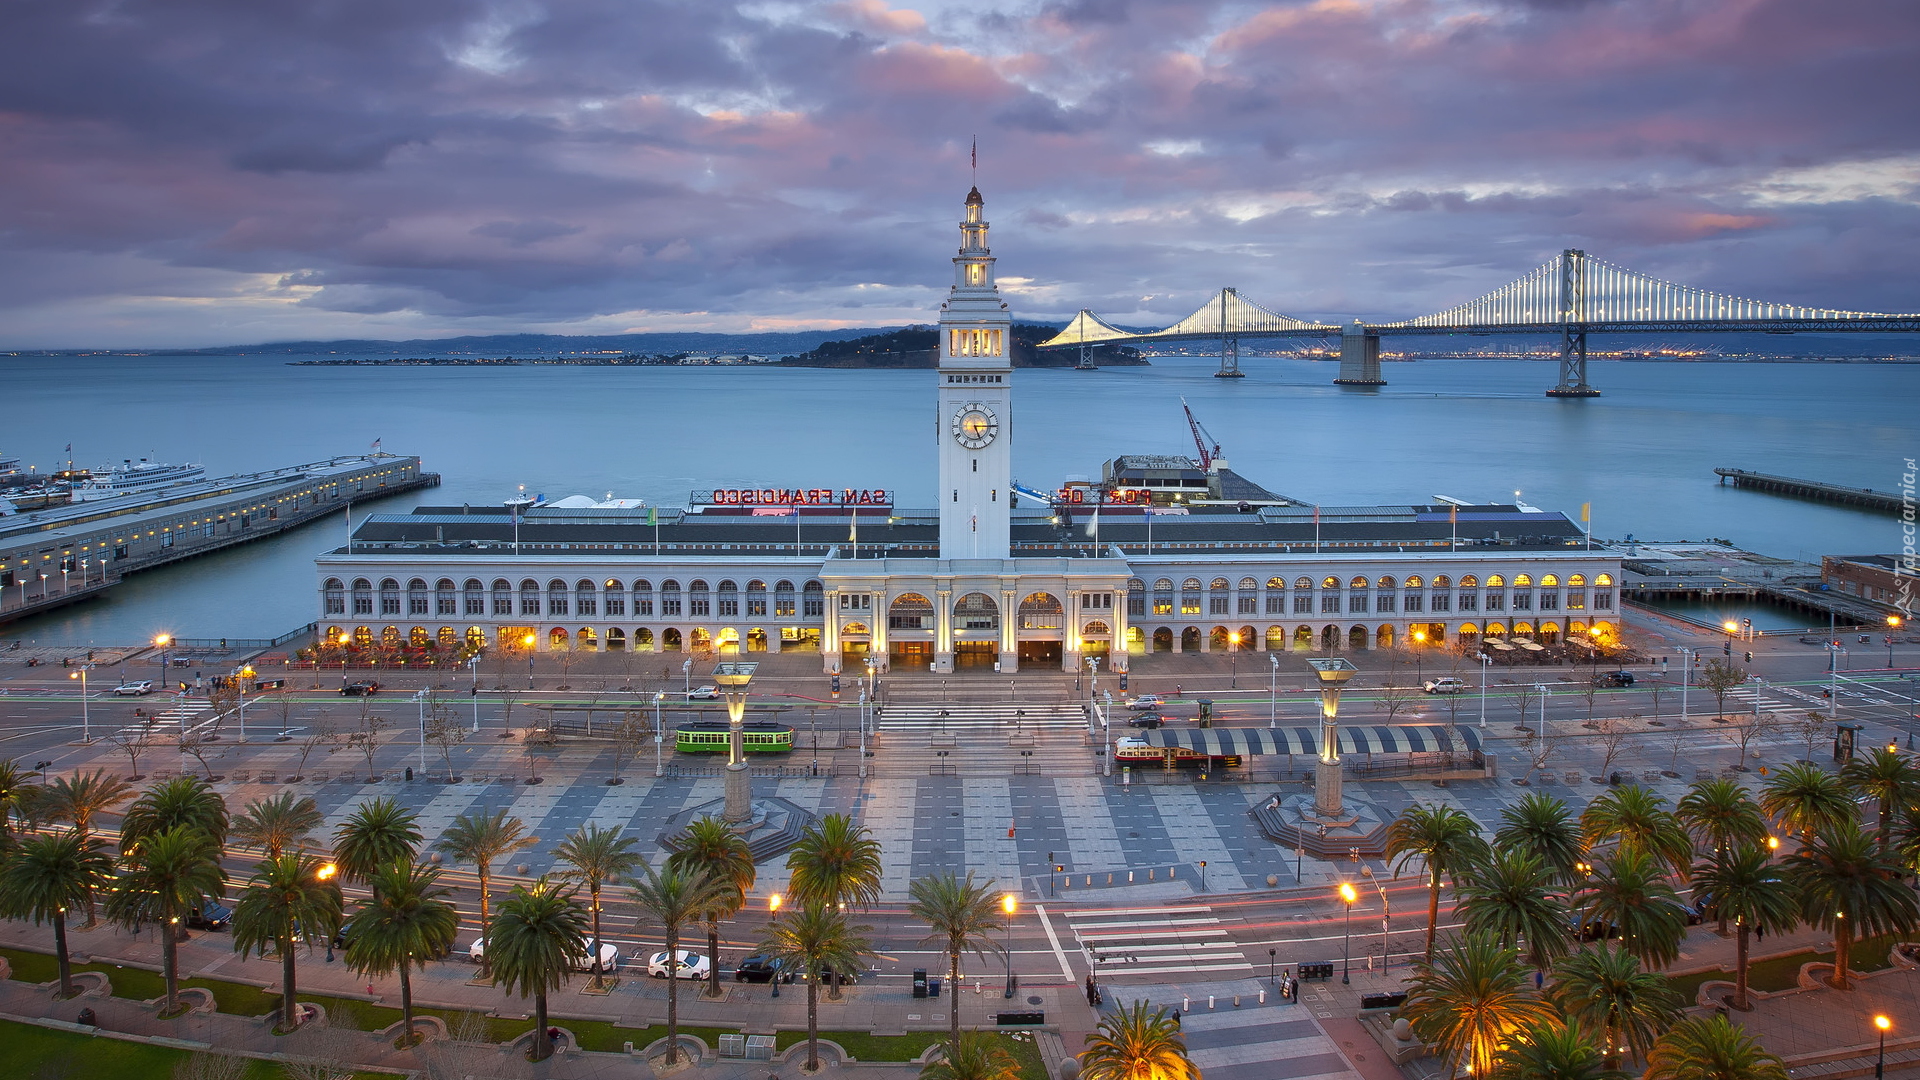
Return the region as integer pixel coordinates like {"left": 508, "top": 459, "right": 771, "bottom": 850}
{"left": 1182, "top": 397, "right": 1221, "bottom": 471}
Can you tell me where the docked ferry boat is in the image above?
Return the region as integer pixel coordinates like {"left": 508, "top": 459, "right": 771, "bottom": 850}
{"left": 70, "top": 458, "right": 206, "bottom": 501}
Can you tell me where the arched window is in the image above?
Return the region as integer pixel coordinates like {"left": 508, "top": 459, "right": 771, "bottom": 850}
{"left": 545, "top": 579, "right": 569, "bottom": 616}
{"left": 1322, "top": 576, "right": 1339, "bottom": 589}
{"left": 1540, "top": 574, "right": 1559, "bottom": 587}
{"left": 1181, "top": 579, "right": 1202, "bottom": 616}
{"left": 774, "top": 579, "right": 796, "bottom": 617}
{"left": 746, "top": 580, "right": 768, "bottom": 617}
{"left": 660, "top": 579, "right": 684, "bottom": 617}
{"left": 1376, "top": 576, "right": 1396, "bottom": 589}
{"left": 716, "top": 580, "right": 740, "bottom": 617}
{"left": 1568, "top": 574, "right": 1586, "bottom": 587}
{"left": 1128, "top": 578, "right": 1146, "bottom": 617}
{"left": 1152, "top": 579, "right": 1174, "bottom": 616}
{"left": 1268, "top": 577, "right": 1286, "bottom": 589}
{"left": 889, "top": 593, "right": 934, "bottom": 630}
{"left": 324, "top": 578, "right": 345, "bottom": 616}
{"left": 1349, "top": 576, "right": 1368, "bottom": 590}
{"left": 1595, "top": 573, "right": 1613, "bottom": 586}
{"left": 1432, "top": 575, "right": 1451, "bottom": 588}
{"left": 1208, "top": 578, "right": 1230, "bottom": 615}
{"left": 406, "top": 578, "right": 429, "bottom": 616}
{"left": 1404, "top": 575, "right": 1424, "bottom": 588}
{"left": 1264, "top": 576, "right": 1285, "bottom": 615}
{"left": 632, "top": 579, "right": 654, "bottom": 617}
{"left": 1295, "top": 577, "right": 1313, "bottom": 590}
{"left": 463, "top": 579, "right": 484, "bottom": 616}
{"left": 1458, "top": 574, "right": 1478, "bottom": 587}
{"left": 1018, "top": 592, "right": 1064, "bottom": 630}
{"left": 1486, "top": 574, "right": 1506, "bottom": 587}
{"left": 603, "top": 579, "right": 626, "bottom": 617}
{"left": 380, "top": 579, "right": 402, "bottom": 616}
{"left": 954, "top": 592, "right": 999, "bottom": 630}
{"left": 491, "top": 579, "right": 512, "bottom": 616}
{"left": 573, "top": 579, "right": 597, "bottom": 617}
{"left": 803, "top": 580, "right": 825, "bottom": 617}
{"left": 1514, "top": 573, "right": 1533, "bottom": 587}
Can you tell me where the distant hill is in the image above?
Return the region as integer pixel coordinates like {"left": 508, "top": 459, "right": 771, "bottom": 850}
{"left": 84, "top": 329, "right": 917, "bottom": 357}
{"left": 779, "top": 324, "right": 1145, "bottom": 368}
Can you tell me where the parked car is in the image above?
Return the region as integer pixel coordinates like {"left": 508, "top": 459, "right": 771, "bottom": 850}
{"left": 686, "top": 685, "right": 720, "bottom": 701}
{"left": 188, "top": 901, "right": 232, "bottom": 931}
{"left": 734, "top": 954, "right": 794, "bottom": 983}
{"left": 340, "top": 682, "right": 381, "bottom": 696}
{"left": 1127, "top": 713, "right": 1164, "bottom": 729}
{"left": 1422, "top": 677, "right": 1470, "bottom": 695}
{"left": 1591, "top": 670, "right": 1636, "bottom": 687}
{"left": 1799, "top": 636, "right": 1825, "bottom": 645}
{"left": 112, "top": 681, "right": 155, "bottom": 696}
{"left": 1125, "top": 696, "right": 1163, "bottom": 711}
{"left": 471, "top": 938, "right": 619, "bottom": 972}
{"left": 648, "top": 949, "right": 711, "bottom": 980}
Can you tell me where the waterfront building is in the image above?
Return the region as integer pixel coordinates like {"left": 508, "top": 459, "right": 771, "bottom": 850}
{"left": 315, "top": 191, "right": 1620, "bottom": 673}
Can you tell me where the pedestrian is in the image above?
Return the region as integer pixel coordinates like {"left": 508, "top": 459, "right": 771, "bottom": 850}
{"left": 1171, "top": 1009, "right": 1181, "bottom": 1027}
{"left": 1755, "top": 923, "right": 1764, "bottom": 942}
{"left": 366, "top": 983, "right": 375, "bottom": 996}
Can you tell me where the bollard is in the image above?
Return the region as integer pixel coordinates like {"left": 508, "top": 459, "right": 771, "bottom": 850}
{"left": 1149, "top": 869, "right": 1155, "bottom": 881}
{"left": 1233, "top": 995, "right": 1241, "bottom": 1007}
{"left": 1258, "top": 989, "right": 1266, "bottom": 1005}
{"left": 1129, "top": 871, "right": 1134, "bottom": 882}
{"left": 624, "top": 1041, "right": 634, "bottom": 1055}
{"left": 1183, "top": 996, "right": 1190, "bottom": 1012}
{"left": 1208, "top": 995, "right": 1216, "bottom": 1010}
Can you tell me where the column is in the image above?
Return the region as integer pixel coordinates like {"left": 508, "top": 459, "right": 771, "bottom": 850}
{"left": 934, "top": 588, "right": 954, "bottom": 674}
{"left": 824, "top": 589, "right": 842, "bottom": 674}
{"left": 871, "top": 589, "right": 889, "bottom": 670}
{"left": 999, "top": 587, "right": 1018, "bottom": 673}
{"left": 1112, "top": 584, "right": 1130, "bottom": 672}
{"left": 1062, "top": 589, "right": 1081, "bottom": 673}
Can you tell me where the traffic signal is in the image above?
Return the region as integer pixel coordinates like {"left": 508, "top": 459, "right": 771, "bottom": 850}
{"left": 1724, "top": 642, "right": 1732, "bottom": 655}
{"left": 1118, "top": 673, "right": 1128, "bottom": 691}
{"left": 1744, "top": 651, "right": 1753, "bottom": 663}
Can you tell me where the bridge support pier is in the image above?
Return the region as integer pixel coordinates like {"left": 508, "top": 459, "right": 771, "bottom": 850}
{"left": 1213, "top": 333, "right": 1244, "bottom": 378}
{"left": 1075, "top": 343, "right": 1097, "bottom": 370}
{"left": 1547, "top": 326, "right": 1599, "bottom": 397}
{"left": 1334, "top": 321, "right": 1385, "bottom": 386}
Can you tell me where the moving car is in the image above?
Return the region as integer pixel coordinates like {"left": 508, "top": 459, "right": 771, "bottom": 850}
{"left": 734, "top": 954, "right": 794, "bottom": 983}
{"left": 1422, "top": 677, "right": 1469, "bottom": 695}
{"left": 188, "top": 901, "right": 232, "bottom": 931}
{"left": 1125, "top": 696, "right": 1163, "bottom": 711}
{"left": 1591, "top": 671, "right": 1636, "bottom": 688}
{"left": 340, "top": 682, "right": 381, "bottom": 696}
{"left": 113, "top": 681, "right": 155, "bottom": 696}
{"left": 648, "top": 949, "right": 711, "bottom": 980}
{"left": 1127, "top": 713, "right": 1164, "bottom": 729}
{"left": 686, "top": 685, "right": 720, "bottom": 701}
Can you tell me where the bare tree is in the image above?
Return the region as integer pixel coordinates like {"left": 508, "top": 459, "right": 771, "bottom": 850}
{"left": 107, "top": 728, "right": 157, "bottom": 780}
{"left": 553, "top": 638, "right": 579, "bottom": 689}
{"left": 606, "top": 710, "right": 650, "bottom": 783}
{"left": 281, "top": 1014, "right": 361, "bottom": 1080}
{"left": 204, "top": 680, "right": 243, "bottom": 740}
{"left": 1581, "top": 676, "right": 1604, "bottom": 728}
{"left": 178, "top": 728, "right": 222, "bottom": 781}
{"left": 496, "top": 687, "right": 520, "bottom": 740}
{"left": 290, "top": 720, "right": 339, "bottom": 782}
{"left": 1518, "top": 728, "right": 1557, "bottom": 783}
{"left": 1595, "top": 717, "right": 1632, "bottom": 781}
{"left": 1795, "top": 710, "right": 1830, "bottom": 762}
{"left": 1374, "top": 681, "right": 1421, "bottom": 724}
{"left": 1664, "top": 727, "right": 1688, "bottom": 777}
{"left": 344, "top": 701, "right": 387, "bottom": 782}
{"left": 172, "top": 1051, "right": 249, "bottom": 1080}
{"left": 1723, "top": 709, "right": 1780, "bottom": 771}
{"left": 424, "top": 710, "right": 468, "bottom": 782}
{"left": 1511, "top": 683, "right": 1541, "bottom": 731}
{"left": 1647, "top": 678, "right": 1665, "bottom": 724}
{"left": 1698, "top": 658, "right": 1747, "bottom": 724}
{"left": 271, "top": 689, "right": 299, "bottom": 741}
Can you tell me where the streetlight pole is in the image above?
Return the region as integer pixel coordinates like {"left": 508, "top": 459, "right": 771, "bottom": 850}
{"left": 69, "top": 666, "right": 91, "bottom": 743}
{"left": 1001, "top": 894, "right": 1017, "bottom": 998}
{"left": 1874, "top": 1015, "right": 1890, "bottom": 1080}
{"left": 769, "top": 894, "right": 783, "bottom": 999}
{"left": 1339, "top": 882, "right": 1357, "bottom": 985}
{"left": 1269, "top": 654, "right": 1279, "bottom": 730}
{"left": 654, "top": 692, "right": 666, "bottom": 777}
{"left": 858, "top": 687, "right": 868, "bottom": 780}
{"left": 1478, "top": 652, "right": 1489, "bottom": 728}
{"left": 1537, "top": 683, "right": 1548, "bottom": 738}
{"left": 1229, "top": 632, "right": 1239, "bottom": 689}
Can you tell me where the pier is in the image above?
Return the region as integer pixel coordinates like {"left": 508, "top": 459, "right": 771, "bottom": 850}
{"left": 1715, "top": 467, "right": 1908, "bottom": 515}
{"left": 1, "top": 455, "right": 436, "bottom": 626}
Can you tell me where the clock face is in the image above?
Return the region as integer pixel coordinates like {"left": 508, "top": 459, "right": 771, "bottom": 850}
{"left": 951, "top": 403, "right": 998, "bottom": 449}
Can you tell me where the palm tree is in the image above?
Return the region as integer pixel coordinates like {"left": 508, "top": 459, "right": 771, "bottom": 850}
{"left": 486, "top": 878, "right": 589, "bottom": 1063}
{"left": 0, "top": 758, "right": 37, "bottom": 836}
{"left": 1645, "top": 1015, "right": 1788, "bottom": 1080}
{"left": 1758, "top": 762, "right": 1852, "bottom": 841}
{"left": 1552, "top": 943, "right": 1681, "bottom": 1069}
{"left": 1580, "top": 785, "right": 1693, "bottom": 878}
{"left": 922, "top": 1030, "right": 1021, "bottom": 1080}
{"left": 119, "top": 775, "right": 230, "bottom": 853}
{"left": 1690, "top": 848, "right": 1797, "bottom": 1009}
{"left": 1841, "top": 746, "right": 1918, "bottom": 851}
{"left": 665, "top": 815, "right": 755, "bottom": 1000}
{"left": 37, "top": 770, "right": 132, "bottom": 839}
{"left": 1782, "top": 818, "right": 1920, "bottom": 988}
{"left": 1078, "top": 1000, "right": 1197, "bottom": 1080}
{"left": 434, "top": 808, "right": 536, "bottom": 973}
{"left": 1577, "top": 849, "right": 1688, "bottom": 969}
{"left": 1675, "top": 777, "right": 1768, "bottom": 860}
{"left": 1385, "top": 803, "right": 1489, "bottom": 962}
{"left": 629, "top": 864, "right": 727, "bottom": 1067}
{"left": 1402, "top": 931, "right": 1553, "bottom": 1079}
{"left": 759, "top": 900, "right": 874, "bottom": 1071}
{"left": 0, "top": 830, "right": 112, "bottom": 999}
{"left": 553, "top": 823, "right": 642, "bottom": 988}
{"left": 232, "top": 792, "right": 323, "bottom": 859}
{"left": 341, "top": 859, "right": 459, "bottom": 1047}
{"left": 332, "top": 797, "right": 422, "bottom": 889}
{"left": 104, "top": 825, "right": 227, "bottom": 1014}
{"left": 1496, "top": 793, "right": 1586, "bottom": 887}
{"left": 1456, "top": 848, "right": 1570, "bottom": 976}
{"left": 230, "top": 853, "right": 343, "bottom": 1033}
{"left": 907, "top": 871, "right": 1005, "bottom": 1049}
{"left": 1494, "top": 1021, "right": 1628, "bottom": 1080}
{"left": 785, "top": 812, "right": 884, "bottom": 910}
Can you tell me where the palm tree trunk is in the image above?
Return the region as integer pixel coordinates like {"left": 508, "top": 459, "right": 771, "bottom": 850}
{"left": 1734, "top": 923, "right": 1750, "bottom": 1010}
{"left": 588, "top": 885, "right": 603, "bottom": 990}
{"left": 1603, "top": 1019, "right": 1620, "bottom": 1071}
{"left": 949, "top": 947, "right": 962, "bottom": 1049}
{"left": 533, "top": 989, "right": 550, "bottom": 1061}
{"left": 52, "top": 911, "right": 72, "bottom": 1001}
{"left": 161, "top": 922, "right": 179, "bottom": 1013}
{"left": 1834, "top": 919, "right": 1852, "bottom": 989}
{"left": 807, "top": 978, "right": 820, "bottom": 1070}
{"left": 665, "top": 926, "right": 680, "bottom": 1064}
{"left": 1426, "top": 875, "right": 1441, "bottom": 962}
{"left": 477, "top": 867, "right": 492, "bottom": 975}
{"left": 705, "top": 924, "right": 722, "bottom": 999}
{"left": 282, "top": 932, "right": 299, "bottom": 1032}
{"left": 399, "top": 965, "right": 416, "bottom": 1045}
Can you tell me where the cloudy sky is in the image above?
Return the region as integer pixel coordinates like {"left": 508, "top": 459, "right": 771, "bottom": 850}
{"left": 3, "top": 0, "right": 1915, "bottom": 349}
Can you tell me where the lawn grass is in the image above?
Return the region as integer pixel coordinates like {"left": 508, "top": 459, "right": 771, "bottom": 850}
{"left": 1668, "top": 931, "right": 1905, "bottom": 1001}
{"left": 775, "top": 1028, "right": 945, "bottom": 1061}
{"left": 0, "top": 1017, "right": 398, "bottom": 1079}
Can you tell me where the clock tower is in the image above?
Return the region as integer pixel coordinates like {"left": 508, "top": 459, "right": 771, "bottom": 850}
{"left": 937, "top": 186, "right": 1013, "bottom": 559}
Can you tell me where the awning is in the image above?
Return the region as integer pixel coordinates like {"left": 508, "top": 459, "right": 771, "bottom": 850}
{"left": 1143, "top": 724, "right": 1480, "bottom": 757}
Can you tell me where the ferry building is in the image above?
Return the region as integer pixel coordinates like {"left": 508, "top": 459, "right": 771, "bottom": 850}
{"left": 316, "top": 188, "right": 1621, "bottom": 675}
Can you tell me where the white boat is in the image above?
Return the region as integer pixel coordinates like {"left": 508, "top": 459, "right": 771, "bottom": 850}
{"left": 70, "top": 458, "right": 206, "bottom": 500}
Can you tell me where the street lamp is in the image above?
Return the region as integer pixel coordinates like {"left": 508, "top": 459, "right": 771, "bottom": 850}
{"left": 1412, "top": 629, "right": 1427, "bottom": 684}
{"left": 1888, "top": 615, "right": 1902, "bottom": 669}
{"left": 769, "top": 893, "right": 783, "bottom": 997}
{"left": 714, "top": 661, "right": 759, "bottom": 824}
{"left": 1307, "top": 658, "right": 1359, "bottom": 821}
{"left": 1478, "top": 651, "right": 1490, "bottom": 728}
{"left": 1338, "top": 882, "right": 1358, "bottom": 985}
{"left": 318, "top": 862, "right": 339, "bottom": 959}
{"left": 1269, "top": 653, "right": 1280, "bottom": 730}
{"left": 1001, "top": 894, "right": 1017, "bottom": 998}
{"left": 155, "top": 633, "right": 172, "bottom": 689}
{"left": 1229, "top": 632, "right": 1240, "bottom": 689}
{"left": 1723, "top": 620, "right": 1738, "bottom": 657}
{"left": 1875, "top": 1015, "right": 1890, "bottom": 1080}
{"left": 68, "top": 666, "right": 91, "bottom": 743}
{"left": 523, "top": 633, "right": 537, "bottom": 689}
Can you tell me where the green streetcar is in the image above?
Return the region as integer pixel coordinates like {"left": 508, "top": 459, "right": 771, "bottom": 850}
{"left": 673, "top": 720, "right": 795, "bottom": 754}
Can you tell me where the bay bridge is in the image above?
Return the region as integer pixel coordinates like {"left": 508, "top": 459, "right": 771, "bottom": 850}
{"left": 1038, "top": 249, "right": 1920, "bottom": 396}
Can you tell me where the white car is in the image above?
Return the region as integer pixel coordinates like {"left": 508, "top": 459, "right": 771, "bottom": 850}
{"left": 1422, "top": 677, "right": 1470, "bottom": 695}
{"left": 687, "top": 685, "right": 720, "bottom": 700}
{"left": 648, "top": 948, "right": 711, "bottom": 980}
{"left": 113, "top": 681, "right": 155, "bottom": 696}
{"left": 1125, "top": 695, "right": 1163, "bottom": 711}
{"left": 472, "top": 938, "right": 620, "bottom": 974}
